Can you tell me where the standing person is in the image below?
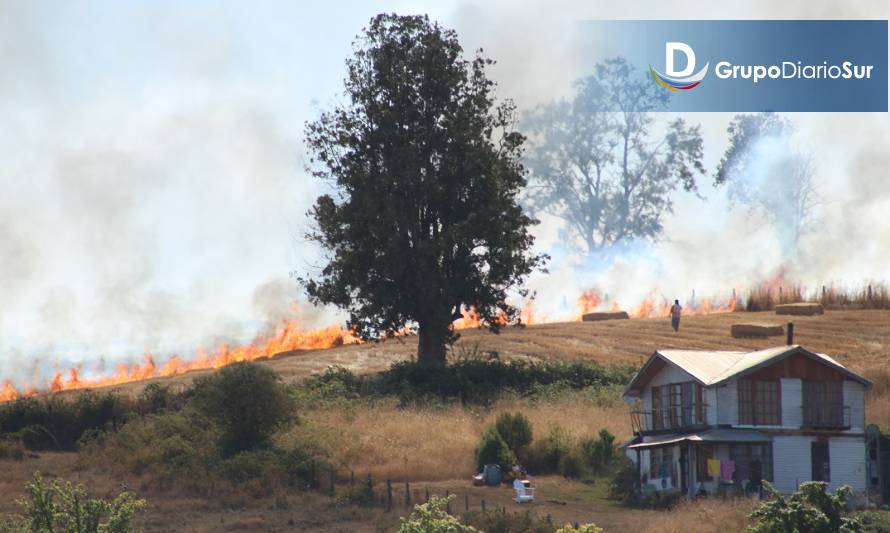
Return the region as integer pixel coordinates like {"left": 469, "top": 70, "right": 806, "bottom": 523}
{"left": 670, "top": 299, "right": 682, "bottom": 332}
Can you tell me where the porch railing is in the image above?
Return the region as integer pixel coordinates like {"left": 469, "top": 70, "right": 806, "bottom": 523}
{"left": 801, "top": 404, "right": 850, "bottom": 430}
{"left": 630, "top": 405, "right": 709, "bottom": 435}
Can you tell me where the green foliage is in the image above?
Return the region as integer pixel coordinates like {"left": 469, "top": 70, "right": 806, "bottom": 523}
{"left": 748, "top": 481, "right": 863, "bottom": 533}
{"left": 523, "top": 424, "right": 572, "bottom": 474}
{"left": 398, "top": 496, "right": 477, "bottom": 533}
{"left": 189, "top": 362, "right": 296, "bottom": 454}
{"left": 607, "top": 456, "right": 639, "bottom": 504}
{"left": 476, "top": 426, "right": 516, "bottom": 471}
{"left": 302, "top": 13, "right": 546, "bottom": 365}
{"left": 0, "top": 472, "right": 145, "bottom": 533}
{"left": 464, "top": 509, "right": 553, "bottom": 532}
{"left": 0, "top": 392, "right": 126, "bottom": 451}
{"left": 556, "top": 524, "right": 604, "bottom": 533}
{"left": 494, "top": 412, "right": 533, "bottom": 453}
{"left": 578, "top": 429, "right": 617, "bottom": 475}
{"left": 524, "top": 57, "right": 704, "bottom": 253}
{"left": 856, "top": 510, "right": 890, "bottom": 532}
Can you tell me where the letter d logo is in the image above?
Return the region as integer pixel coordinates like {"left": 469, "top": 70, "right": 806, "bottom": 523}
{"left": 650, "top": 42, "right": 709, "bottom": 92}
{"left": 666, "top": 42, "right": 695, "bottom": 77}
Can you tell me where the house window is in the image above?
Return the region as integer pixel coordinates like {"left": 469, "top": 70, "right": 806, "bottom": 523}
{"left": 651, "top": 382, "right": 704, "bottom": 430}
{"left": 730, "top": 443, "right": 774, "bottom": 483}
{"left": 650, "top": 447, "right": 674, "bottom": 480}
{"left": 803, "top": 382, "right": 844, "bottom": 427}
{"left": 738, "top": 380, "right": 780, "bottom": 425}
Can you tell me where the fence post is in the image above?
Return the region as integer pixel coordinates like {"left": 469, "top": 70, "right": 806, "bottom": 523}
{"left": 445, "top": 490, "right": 451, "bottom": 514}
{"left": 425, "top": 487, "right": 430, "bottom": 502}
{"left": 329, "top": 465, "right": 335, "bottom": 495}
{"left": 405, "top": 481, "right": 411, "bottom": 506}
{"left": 350, "top": 470, "right": 354, "bottom": 486}
{"left": 387, "top": 479, "right": 393, "bottom": 508}
{"left": 481, "top": 499, "right": 486, "bottom": 512}
{"left": 464, "top": 493, "right": 469, "bottom": 512}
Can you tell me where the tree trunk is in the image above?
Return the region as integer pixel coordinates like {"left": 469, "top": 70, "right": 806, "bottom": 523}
{"left": 417, "top": 322, "right": 447, "bottom": 365}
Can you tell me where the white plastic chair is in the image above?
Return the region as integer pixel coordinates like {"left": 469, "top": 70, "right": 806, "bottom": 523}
{"left": 513, "top": 478, "right": 535, "bottom": 503}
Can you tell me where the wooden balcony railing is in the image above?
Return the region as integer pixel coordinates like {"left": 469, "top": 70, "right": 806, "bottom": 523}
{"left": 801, "top": 404, "right": 851, "bottom": 429}
{"left": 630, "top": 405, "right": 709, "bottom": 435}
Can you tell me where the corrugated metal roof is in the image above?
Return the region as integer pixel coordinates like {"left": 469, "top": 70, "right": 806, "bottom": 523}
{"left": 627, "top": 428, "right": 771, "bottom": 449}
{"left": 624, "top": 344, "right": 871, "bottom": 398}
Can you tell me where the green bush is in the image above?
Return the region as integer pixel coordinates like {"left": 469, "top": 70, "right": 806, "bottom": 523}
{"left": 557, "top": 448, "right": 586, "bottom": 479}
{"left": 556, "top": 524, "right": 604, "bottom": 533}
{"left": 189, "top": 362, "right": 296, "bottom": 455}
{"left": 522, "top": 424, "right": 572, "bottom": 474}
{"left": 464, "top": 509, "right": 553, "bottom": 533}
{"left": 578, "top": 429, "right": 617, "bottom": 475}
{"left": 0, "top": 472, "right": 145, "bottom": 533}
{"left": 748, "top": 481, "right": 863, "bottom": 532}
{"left": 476, "top": 426, "right": 516, "bottom": 472}
{"left": 495, "top": 412, "right": 533, "bottom": 453}
{"left": 0, "top": 392, "right": 126, "bottom": 451}
{"left": 607, "top": 456, "right": 639, "bottom": 504}
{"left": 398, "top": 496, "right": 476, "bottom": 532}
{"left": 857, "top": 510, "right": 890, "bottom": 533}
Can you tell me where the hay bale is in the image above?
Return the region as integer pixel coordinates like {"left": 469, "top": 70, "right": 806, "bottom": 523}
{"left": 775, "top": 303, "right": 824, "bottom": 316}
{"left": 731, "top": 323, "right": 785, "bottom": 338}
{"left": 582, "top": 311, "right": 630, "bottom": 322}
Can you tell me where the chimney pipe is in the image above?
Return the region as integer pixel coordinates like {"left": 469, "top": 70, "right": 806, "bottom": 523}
{"left": 786, "top": 322, "right": 794, "bottom": 346}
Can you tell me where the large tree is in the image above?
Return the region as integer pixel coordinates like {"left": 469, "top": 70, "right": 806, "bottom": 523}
{"left": 302, "top": 14, "right": 545, "bottom": 365}
{"left": 715, "top": 112, "right": 820, "bottom": 256}
{"left": 524, "top": 58, "right": 705, "bottom": 253}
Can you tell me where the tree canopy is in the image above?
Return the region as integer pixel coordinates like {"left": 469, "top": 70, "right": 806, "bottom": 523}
{"left": 302, "top": 14, "right": 545, "bottom": 365}
{"left": 524, "top": 58, "right": 705, "bottom": 253}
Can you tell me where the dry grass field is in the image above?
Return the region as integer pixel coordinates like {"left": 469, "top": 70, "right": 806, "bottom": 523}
{"left": 4, "top": 308, "right": 890, "bottom": 531}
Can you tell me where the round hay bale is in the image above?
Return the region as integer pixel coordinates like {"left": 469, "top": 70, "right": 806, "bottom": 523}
{"left": 731, "top": 323, "right": 785, "bottom": 338}
{"left": 581, "top": 311, "right": 630, "bottom": 322}
{"left": 774, "top": 303, "right": 824, "bottom": 316}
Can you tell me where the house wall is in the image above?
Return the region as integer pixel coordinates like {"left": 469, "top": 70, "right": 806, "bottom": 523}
{"left": 717, "top": 381, "right": 737, "bottom": 425}
{"left": 845, "top": 380, "right": 866, "bottom": 432}
{"left": 781, "top": 378, "right": 803, "bottom": 429}
{"left": 639, "top": 365, "right": 698, "bottom": 419}
{"left": 771, "top": 434, "right": 867, "bottom": 493}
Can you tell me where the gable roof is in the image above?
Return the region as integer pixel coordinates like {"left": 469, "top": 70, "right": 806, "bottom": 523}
{"left": 623, "top": 344, "right": 871, "bottom": 397}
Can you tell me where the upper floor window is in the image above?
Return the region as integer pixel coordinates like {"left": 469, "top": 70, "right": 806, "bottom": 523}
{"left": 738, "top": 379, "right": 780, "bottom": 425}
{"left": 802, "top": 381, "right": 845, "bottom": 428}
{"left": 651, "top": 382, "right": 704, "bottom": 430}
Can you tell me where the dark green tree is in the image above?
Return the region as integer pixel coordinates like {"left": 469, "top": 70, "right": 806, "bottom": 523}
{"left": 189, "top": 362, "right": 295, "bottom": 455}
{"left": 302, "top": 14, "right": 545, "bottom": 365}
{"left": 524, "top": 58, "right": 704, "bottom": 253}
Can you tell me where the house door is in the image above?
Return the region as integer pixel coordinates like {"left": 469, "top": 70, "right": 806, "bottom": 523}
{"left": 812, "top": 440, "right": 830, "bottom": 483}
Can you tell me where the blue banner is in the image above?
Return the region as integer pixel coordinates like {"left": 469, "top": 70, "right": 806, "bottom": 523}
{"left": 582, "top": 20, "right": 888, "bottom": 112}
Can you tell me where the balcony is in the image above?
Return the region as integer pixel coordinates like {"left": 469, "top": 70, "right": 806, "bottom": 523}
{"left": 631, "top": 405, "right": 709, "bottom": 435}
{"left": 801, "top": 404, "right": 851, "bottom": 430}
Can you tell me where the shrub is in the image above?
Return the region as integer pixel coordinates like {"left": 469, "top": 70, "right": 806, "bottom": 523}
{"left": 476, "top": 426, "right": 516, "bottom": 472}
{"left": 579, "top": 429, "right": 617, "bottom": 475}
{"left": 556, "top": 525, "right": 604, "bottom": 533}
{"left": 494, "top": 412, "right": 533, "bottom": 453}
{"left": 464, "top": 509, "right": 552, "bottom": 532}
{"left": 398, "top": 496, "right": 476, "bottom": 532}
{"left": 857, "top": 510, "right": 890, "bottom": 532}
{"left": 522, "top": 424, "right": 572, "bottom": 474}
{"left": 189, "top": 362, "right": 296, "bottom": 455}
{"left": 557, "top": 448, "right": 586, "bottom": 479}
{"left": 0, "top": 392, "right": 126, "bottom": 451}
{"left": 607, "top": 456, "right": 639, "bottom": 504}
{"left": 748, "top": 481, "right": 863, "bottom": 532}
{"left": 0, "top": 439, "right": 25, "bottom": 461}
{"left": 0, "top": 472, "right": 145, "bottom": 533}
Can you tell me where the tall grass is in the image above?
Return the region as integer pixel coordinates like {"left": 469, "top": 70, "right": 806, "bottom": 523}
{"left": 743, "top": 281, "right": 890, "bottom": 311}
{"left": 642, "top": 497, "right": 756, "bottom": 533}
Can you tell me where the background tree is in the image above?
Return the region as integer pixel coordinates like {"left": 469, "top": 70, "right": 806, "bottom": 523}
{"left": 715, "top": 112, "right": 820, "bottom": 257}
{"left": 303, "top": 14, "right": 545, "bottom": 365}
{"left": 523, "top": 58, "right": 705, "bottom": 253}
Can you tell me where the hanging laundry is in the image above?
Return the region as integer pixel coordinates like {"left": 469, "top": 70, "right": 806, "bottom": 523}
{"left": 707, "top": 458, "right": 721, "bottom": 477}
{"left": 720, "top": 459, "right": 736, "bottom": 481}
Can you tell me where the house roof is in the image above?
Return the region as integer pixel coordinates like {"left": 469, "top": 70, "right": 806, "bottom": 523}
{"left": 625, "top": 428, "right": 772, "bottom": 450}
{"left": 623, "top": 344, "right": 872, "bottom": 398}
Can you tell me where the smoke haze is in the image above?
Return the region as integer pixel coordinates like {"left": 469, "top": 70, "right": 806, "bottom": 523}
{"left": 1, "top": 0, "right": 888, "bottom": 386}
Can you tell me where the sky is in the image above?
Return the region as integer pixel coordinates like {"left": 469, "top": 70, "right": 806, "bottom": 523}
{"left": 1, "top": 0, "right": 888, "bottom": 385}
